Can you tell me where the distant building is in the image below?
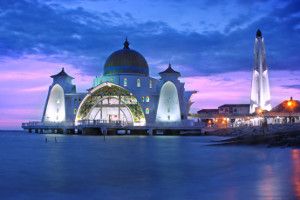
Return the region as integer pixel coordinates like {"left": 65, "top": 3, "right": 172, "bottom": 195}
{"left": 267, "top": 97, "right": 300, "bottom": 123}
{"left": 250, "top": 29, "right": 272, "bottom": 113}
{"left": 197, "top": 109, "right": 218, "bottom": 116}
{"left": 218, "top": 104, "right": 250, "bottom": 116}
{"left": 271, "top": 97, "right": 300, "bottom": 113}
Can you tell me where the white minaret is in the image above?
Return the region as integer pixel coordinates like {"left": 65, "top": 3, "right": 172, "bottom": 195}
{"left": 250, "top": 29, "right": 272, "bottom": 114}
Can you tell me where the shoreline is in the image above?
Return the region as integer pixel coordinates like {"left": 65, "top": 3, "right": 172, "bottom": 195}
{"left": 218, "top": 131, "right": 300, "bottom": 147}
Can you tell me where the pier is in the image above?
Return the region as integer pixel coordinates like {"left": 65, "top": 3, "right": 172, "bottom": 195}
{"left": 21, "top": 121, "right": 202, "bottom": 136}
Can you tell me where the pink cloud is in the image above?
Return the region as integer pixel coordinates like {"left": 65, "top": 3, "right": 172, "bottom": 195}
{"left": 1, "top": 55, "right": 299, "bottom": 129}
{"left": 183, "top": 70, "right": 300, "bottom": 112}
{"left": 0, "top": 55, "right": 93, "bottom": 129}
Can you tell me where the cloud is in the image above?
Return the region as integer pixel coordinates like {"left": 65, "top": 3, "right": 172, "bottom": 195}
{"left": 0, "top": 0, "right": 300, "bottom": 77}
{"left": 282, "top": 84, "right": 300, "bottom": 89}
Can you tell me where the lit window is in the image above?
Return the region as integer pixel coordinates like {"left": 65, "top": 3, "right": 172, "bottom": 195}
{"left": 137, "top": 78, "right": 141, "bottom": 87}
{"left": 146, "top": 96, "right": 150, "bottom": 102}
{"left": 123, "top": 78, "right": 127, "bottom": 87}
{"left": 149, "top": 80, "right": 152, "bottom": 88}
{"left": 145, "top": 108, "right": 150, "bottom": 114}
{"left": 142, "top": 96, "right": 145, "bottom": 102}
{"left": 74, "top": 108, "right": 77, "bottom": 115}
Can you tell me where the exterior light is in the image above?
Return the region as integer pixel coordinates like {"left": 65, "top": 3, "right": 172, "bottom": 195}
{"left": 256, "top": 108, "right": 263, "bottom": 115}
{"left": 285, "top": 97, "right": 296, "bottom": 111}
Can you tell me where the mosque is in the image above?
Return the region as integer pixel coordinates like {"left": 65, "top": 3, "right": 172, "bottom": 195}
{"left": 23, "top": 39, "right": 198, "bottom": 134}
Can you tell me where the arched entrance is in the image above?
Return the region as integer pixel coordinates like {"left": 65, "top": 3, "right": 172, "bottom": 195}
{"left": 44, "top": 84, "right": 66, "bottom": 122}
{"left": 156, "top": 81, "right": 181, "bottom": 122}
{"left": 76, "top": 83, "right": 145, "bottom": 126}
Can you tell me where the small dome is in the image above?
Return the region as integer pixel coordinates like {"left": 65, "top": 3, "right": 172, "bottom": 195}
{"left": 103, "top": 39, "right": 149, "bottom": 76}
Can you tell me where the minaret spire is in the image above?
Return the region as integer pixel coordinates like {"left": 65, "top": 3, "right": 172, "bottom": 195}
{"left": 250, "top": 29, "right": 272, "bottom": 113}
{"left": 256, "top": 29, "right": 262, "bottom": 38}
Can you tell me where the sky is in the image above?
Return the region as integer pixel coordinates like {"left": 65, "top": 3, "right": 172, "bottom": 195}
{"left": 0, "top": 0, "right": 300, "bottom": 129}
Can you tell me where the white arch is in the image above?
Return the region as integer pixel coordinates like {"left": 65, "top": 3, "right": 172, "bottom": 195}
{"left": 87, "top": 96, "right": 134, "bottom": 124}
{"left": 44, "top": 84, "right": 66, "bottom": 122}
{"left": 156, "top": 81, "right": 181, "bottom": 122}
{"left": 75, "top": 82, "right": 145, "bottom": 126}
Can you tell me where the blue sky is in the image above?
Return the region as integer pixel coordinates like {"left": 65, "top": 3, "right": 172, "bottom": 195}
{"left": 1, "top": 0, "right": 300, "bottom": 75}
{"left": 0, "top": 0, "right": 300, "bottom": 129}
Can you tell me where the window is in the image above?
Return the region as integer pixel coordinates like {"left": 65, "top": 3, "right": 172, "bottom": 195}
{"left": 137, "top": 78, "right": 141, "bottom": 87}
{"left": 123, "top": 78, "right": 127, "bottom": 87}
{"left": 74, "top": 108, "right": 77, "bottom": 115}
{"left": 146, "top": 96, "right": 150, "bottom": 102}
{"left": 149, "top": 80, "right": 152, "bottom": 88}
{"left": 145, "top": 108, "right": 150, "bottom": 114}
{"left": 142, "top": 96, "right": 145, "bottom": 102}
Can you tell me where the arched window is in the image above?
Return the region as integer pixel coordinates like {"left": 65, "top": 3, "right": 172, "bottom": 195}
{"left": 149, "top": 80, "right": 152, "bottom": 88}
{"left": 142, "top": 96, "right": 145, "bottom": 102}
{"left": 146, "top": 96, "right": 150, "bottom": 102}
{"left": 123, "top": 78, "right": 127, "bottom": 87}
{"left": 145, "top": 108, "right": 150, "bottom": 114}
{"left": 137, "top": 78, "right": 141, "bottom": 87}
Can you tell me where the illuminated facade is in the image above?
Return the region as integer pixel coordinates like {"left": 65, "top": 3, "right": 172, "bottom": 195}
{"left": 42, "top": 39, "right": 196, "bottom": 127}
{"left": 250, "top": 29, "right": 272, "bottom": 113}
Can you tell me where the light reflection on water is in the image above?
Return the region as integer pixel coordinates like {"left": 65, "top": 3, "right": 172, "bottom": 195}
{"left": 0, "top": 131, "right": 299, "bottom": 200}
{"left": 257, "top": 165, "right": 281, "bottom": 200}
{"left": 292, "top": 149, "right": 300, "bottom": 199}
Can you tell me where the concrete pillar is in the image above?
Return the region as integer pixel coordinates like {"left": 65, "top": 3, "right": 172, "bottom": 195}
{"left": 101, "top": 127, "right": 107, "bottom": 135}
{"left": 147, "top": 128, "right": 153, "bottom": 135}
{"left": 77, "top": 129, "right": 82, "bottom": 135}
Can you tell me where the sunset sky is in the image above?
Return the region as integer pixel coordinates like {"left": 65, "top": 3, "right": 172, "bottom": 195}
{"left": 0, "top": 0, "right": 300, "bottom": 129}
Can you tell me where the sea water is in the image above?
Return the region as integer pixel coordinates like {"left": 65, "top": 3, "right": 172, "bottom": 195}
{"left": 0, "top": 131, "right": 299, "bottom": 200}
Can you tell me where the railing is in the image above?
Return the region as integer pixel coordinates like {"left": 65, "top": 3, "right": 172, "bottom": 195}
{"left": 77, "top": 120, "right": 133, "bottom": 127}
{"left": 22, "top": 119, "right": 201, "bottom": 129}
{"left": 22, "top": 121, "right": 75, "bottom": 128}
{"left": 147, "top": 120, "right": 202, "bottom": 128}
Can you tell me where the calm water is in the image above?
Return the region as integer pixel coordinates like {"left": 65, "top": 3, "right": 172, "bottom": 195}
{"left": 0, "top": 131, "right": 299, "bottom": 200}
